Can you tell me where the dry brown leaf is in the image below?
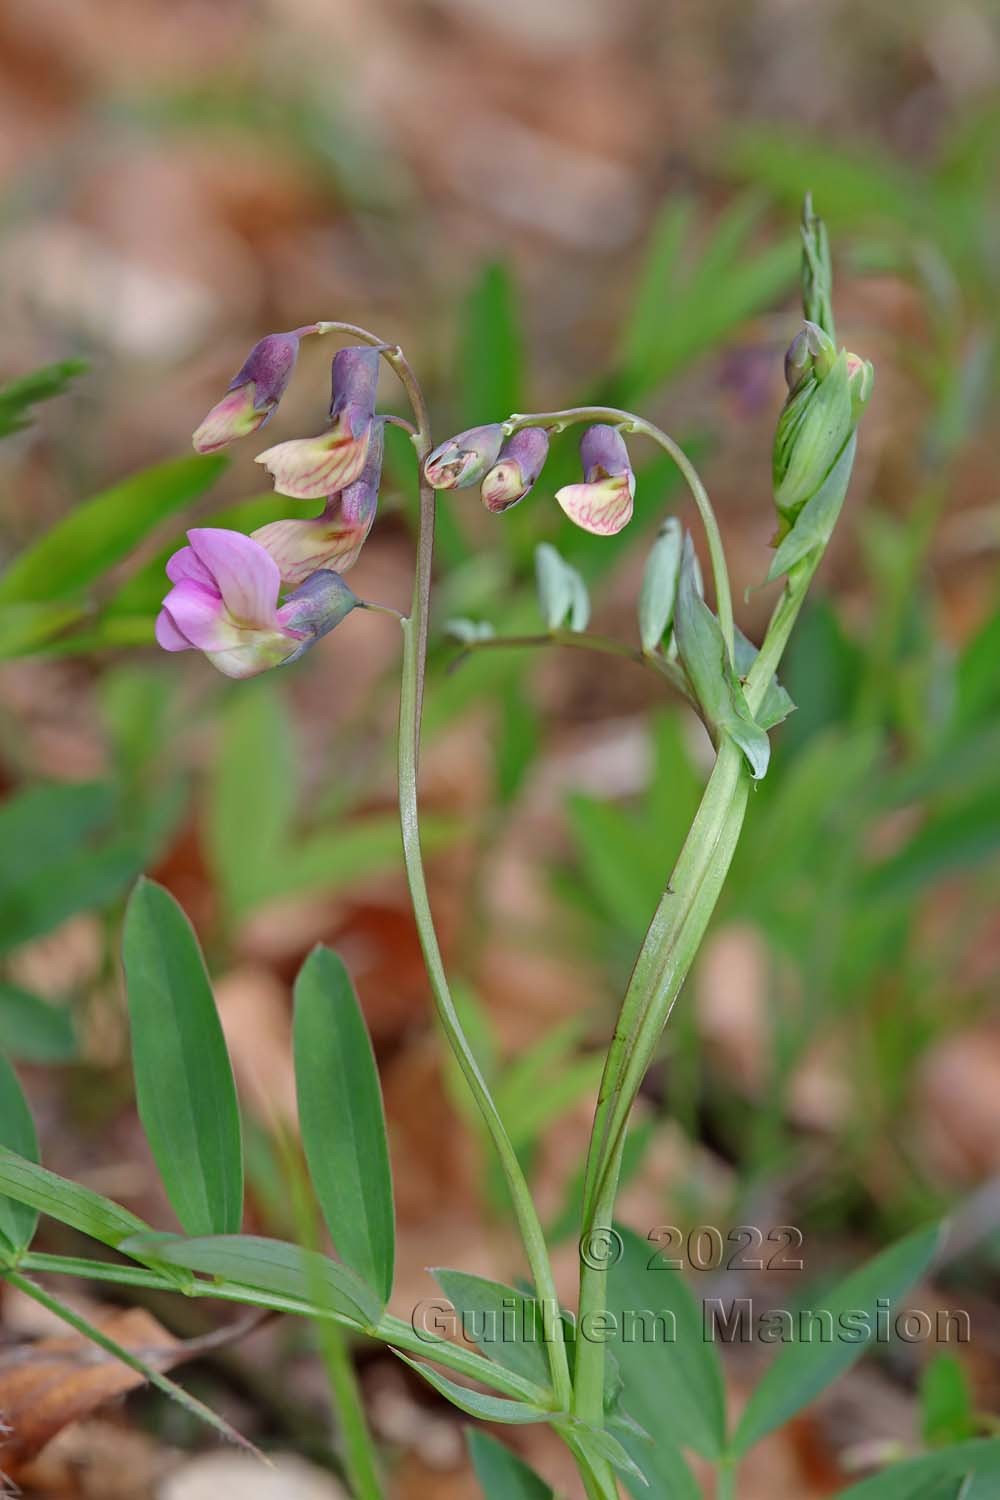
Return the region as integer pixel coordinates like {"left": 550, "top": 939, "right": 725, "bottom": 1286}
{"left": 0, "top": 1302, "right": 263, "bottom": 1480}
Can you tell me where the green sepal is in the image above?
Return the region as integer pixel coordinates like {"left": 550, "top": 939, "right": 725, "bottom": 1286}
{"left": 673, "top": 536, "right": 771, "bottom": 779}
{"left": 767, "top": 433, "right": 857, "bottom": 583}
{"left": 535, "top": 544, "right": 590, "bottom": 632}
{"left": 638, "top": 516, "right": 682, "bottom": 652}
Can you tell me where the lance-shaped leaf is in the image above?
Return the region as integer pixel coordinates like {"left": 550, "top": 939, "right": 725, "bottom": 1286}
{"left": 431, "top": 1268, "right": 552, "bottom": 1390}
{"left": 122, "top": 879, "right": 243, "bottom": 1236}
{"left": 0, "top": 986, "right": 76, "bottom": 1064}
{"left": 293, "top": 946, "right": 394, "bottom": 1305}
{"left": 673, "top": 535, "right": 771, "bottom": 778}
{"left": 0, "top": 1147, "right": 151, "bottom": 1249}
{"left": 638, "top": 517, "right": 682, "bottom": 652}
{"left": 0, "top": 359, "right": 88, "bottom": 440}
{"left": 732, "top": 1221, "right": 944, "bottom": 1456}
{"left": 467, "top": 1431, "right": 554, "bottom": 1499}
{"left": 0, "top": 1058, "right": 39, "bottom": 1257}
{"left": 836, "top": 1440, "right": 1000, "bottom": 1499}
{"left": 119, "top": 1232, "right": 382, "bottom": 1330}
{"left": 534, "top": 544, "right": 590, "bottom": 632}
{"left": 392, "top": 1350, "right": 553, "bottom": 1424}
{"left": 767, "top": 433, "right": 856, "bottom": 582}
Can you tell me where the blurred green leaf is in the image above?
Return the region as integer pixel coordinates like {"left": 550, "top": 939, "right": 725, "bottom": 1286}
{"left": 122, "top": 879, "right": 243, "bottom": 1236}
{"left": 535, "top": 543, "right": 589, "bottom": 632}
{"left": 495, "top": 1022, "right": 604, "bottom": 1150}
{"left": 432, "top": 1269, "right": 552, "bottom": 1390}
{"left": 461, "top": 261, "right": 521, "bottom": 425}
{"left": 0, "top": 1057, "right": 39, "bottom": 1257}
{"left": 606, "top": 1225, "right": 727, "bottom": 1460}
{"left": 0, "top": 602, "right": 84, "bottom": 658}
{"left": 864, "top": 788, "right": 1000, "bottom": 904}
{"left": 207, "top": 681, "right": 297, "bottom": 921}
{"left": 0, "top": 454, "right": 227, "bottom": 605}
{"left": 119, "top": 1231, "right": 381, "bottom": 1329}
{"left": 836, "top": 1442, "right": 1000, "bottom": 1499}
{"left": 921, "top": 1355, "right": 976, "bottom": 1448}
{"left": 0, "top": 986, "right": 76, "bottom": 1063}
{"left": 566, "top": 795, "right": 663, "bottom": 941}
{"left": 467, "top": 1431, "right": 554, "bottom": 1499}
{"left": 495, "top": 680, "right": 540, "bottom": 805}
{"left": 731, "top": 1222, "right": 943, "bottom": 1456}
{"left": 393, "top": 1352, "right": 551, "bottom": 1423}
{"left": 0, "top": 359, "right": 87, "bottom": 439}
{"left": 293, "top": 946, "right": 394, "bottom": 1305}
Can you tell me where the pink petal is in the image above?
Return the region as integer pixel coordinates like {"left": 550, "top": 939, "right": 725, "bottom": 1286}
{"left": 252, "top": 514, "right": 371, "bottom": 589}
{"left": 186, "top": 528, "right": 281, "bottom": 627}
{"left": 555, "top": 477, "right": 634, "bottom": 537}
{"left": 155, "top": 607, "right": 194, "bottom": 651}
{"left": 192, "top": 387, "right": 265, "bottom": 453}
{"left": 160, "top": 580, "right": 243, "bottom": 651}
{"left": 254, "top": 425, "right": 370, "bottom": 501}
{"left": 166, "top": 545, "right": 216, "bottom": 588}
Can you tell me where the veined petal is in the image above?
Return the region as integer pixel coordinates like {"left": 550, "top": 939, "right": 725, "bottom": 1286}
{"left": 160, "top": 580, "right": 244, "bottom": 651}
{"left": 187, "top": 528, "right": 281, "bottom": 627}
{"left": 555, "top": 475, "right": 635, "bottom": 536}
{"left": 252, "top": 515, "right": 372, "bottom": 589}
{"left": 192, "top": 386, "right": 266, "bottom": 453}
{"left": 255, "top": 421, "right": 371, "bottom": 500}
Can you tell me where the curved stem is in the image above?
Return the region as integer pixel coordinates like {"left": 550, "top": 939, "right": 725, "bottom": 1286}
{"left": 504, "top": 405, "right": 734, "bottom": 661}
{"left": 451, "top": 628, "right": 695, "bottom": 704}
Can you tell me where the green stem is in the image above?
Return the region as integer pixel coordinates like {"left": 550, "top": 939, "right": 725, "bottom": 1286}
{"left": 15, "top": 1253, "right": 549, "bottom": 1404}
{"left": 504, "top": 406, "right": 734, "bottom": 661}
{"left": 315, "top": 1319, "right": 383, "bottom": 1500}
{"left": 453, "top": 627, "right": 695, "bottom": 703}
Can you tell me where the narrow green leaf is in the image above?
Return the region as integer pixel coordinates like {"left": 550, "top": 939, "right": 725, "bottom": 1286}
{"left": 0, "top": 1058, "right": 39, "bottom": 1256}
{"left": 638, "top": 517, "right": 682, "bottom": 652}
{"left": 393, "top": 1350, "right": 552, "bottom": 1424}
{"left": 119, "top": 1232, "right": 381, "bottom": 1329}
{"left": 467, "top": 1430, "right": 554, "bottom": 1499}
{"left": 836, "top": 1441, "right": 1000, "bottom": 1499}
{"left": 0, "top": 1146, "right": 150, "bottom": 1248}
{"left": 431, "top": 1269, "right": 552, "bottom": 1390}
{"left": 122, "top": 879, "right": 243, "bottom": 1236}
{"left": 460, "top": 261, "right": 522, "bottom": 424}
{"left": 732, "top": 1222, "right": 943, "bottom": 1456}
{"left": 0, "top": 453, "right": 227, "bottom": 604}
{"left": 0, "top": 601, "right": 84, "bottom": 657}
{"left": 0, "top": 843, "right": 143, "bottom": 956}
{"left": 293, "top": 946, "right": 394, "bottom": 1304}
{"left": 534, "top": 544, "right": 589, "bottom": 632}
{"left": 206, "top": 682, "right": 297, "bottom": 920}
{"left": 0, "top": 359, "right": 88, "bottom": 439}
{"left": 921, "top": 1354, "right": 976, "bottom": 1448}
{"left": 0, "top": 986, "right": 76, "bottom": 1063}
{"left": 606, "top": 1226, "right": 727, "bottom": 1460}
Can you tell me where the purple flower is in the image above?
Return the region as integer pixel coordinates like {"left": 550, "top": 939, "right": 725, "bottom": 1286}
{"left": 423, "top": 424, "right": 505, "bottom": 490}
{"left": 255, "top": 346, "right": 381, "bottom": 501}
{"left": 480, "top": 428, "right": 550, "bottom": 513}
{"left": 555, "top": 424, "right": 635, "bottom": 536}
{"left": 155, "top": 528, "right": 356, "bottom": 679}
{"left": 252, "top": 423, "right": 384, "bottom": 588}
{"left": 192, "top": 332, "right": 302, "bottom": 454}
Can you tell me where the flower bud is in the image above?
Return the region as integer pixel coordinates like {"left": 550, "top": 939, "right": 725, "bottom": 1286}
{"left": 846, "top": 351, "right": 874, "bottom": 420}
{"left": 255, "top": 346, "right": 382, "bottom": 501}
{"left": 555, "top": 424, "right": 635, "bottom": 537}
{"left": 192, "top": 332, "right": 301, "bottom": 453}
{"left": 329, "top": 346, "right": 382, "bottom": 437}
{"left": 252, "top": 423, "right": 384, "bottom": 587}
{"left": 480, "top": 428, "right": 550, "bottom": 513}
{"left": 424, "top": 425, "right": 505, "bottom": 489}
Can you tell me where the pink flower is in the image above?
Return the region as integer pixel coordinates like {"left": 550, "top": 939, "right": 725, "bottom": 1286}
{"left": 555, "top": 424, "right": 635, "bottom": 536}
{"left": 155, "top": 528, "right": 356, "bottom": 679}
{"left": 255, "top": 346, "right": 381, "bottom": 501}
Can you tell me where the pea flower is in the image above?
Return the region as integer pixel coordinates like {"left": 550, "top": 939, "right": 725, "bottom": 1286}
{"left": 155, "top": 527, "right": 357, "bottom": 679}
{"left": 192, "top": 331, "right": 303, "bottom": 454}
{"left": 423, "top": 424, "right": 504, "bottom": 489}
{"left": 251, "top": 423, "right": 384, "bottom": 589}
{"left": 480, "top": 428, "right": 550, "bottom": 513}
{"left": 555, "top": 424, "right": 635, "bottom": 536}
{"left": 256, "top": 346, "right": 381, "bottom": 500}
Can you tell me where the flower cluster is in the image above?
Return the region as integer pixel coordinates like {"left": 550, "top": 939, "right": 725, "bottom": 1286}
{"left": 160, "top": 333, "right": 385, "bottom": 678}
{"left": 423, "top": 420, "right": 636, "bottom": 537}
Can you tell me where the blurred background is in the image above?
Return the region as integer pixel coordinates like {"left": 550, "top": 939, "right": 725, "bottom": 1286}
{"left": 1, "top": 0, "right": 999, "bottom": 1495}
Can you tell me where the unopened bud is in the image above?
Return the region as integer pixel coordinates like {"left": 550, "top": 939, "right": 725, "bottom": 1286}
{"left": 278, "top": 569, "right": 359, "bottom": 657}
{"left": 193, "top": 332, "right": 301, "bottom": 453}
{"left": 424, "top": 425, "right": 505, "bottom": 489}
{"left": 480, "top": 428, "right": 550, "bottom": 513}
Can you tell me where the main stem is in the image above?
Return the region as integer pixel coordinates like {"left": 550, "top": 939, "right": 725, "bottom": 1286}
{"left": 390, "top": 365, "right": 573, "bottom": 1411}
